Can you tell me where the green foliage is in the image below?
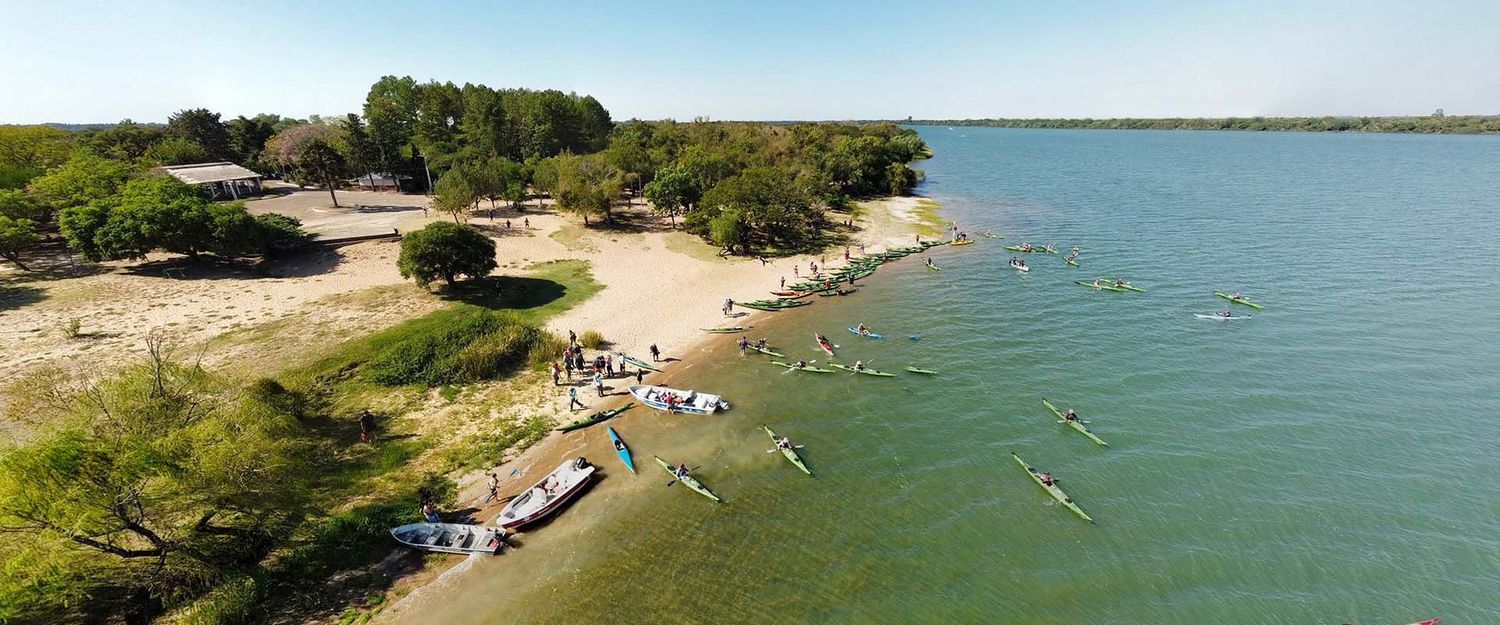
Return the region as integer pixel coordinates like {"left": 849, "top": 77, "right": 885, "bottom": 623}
{"left": 544, "top": 153, "right": 622, "bottom": 225}
{"left": 906, "top": 115, "right": 1500, "bottom": 134}
{"left": 397, "top": 221, "right": 496, "bottom": 287}
{"left": 0, "top": 188, "right": 50, "bottom": 222}
{"left": 171, "top": 574, "right": 263, "bottom": 625}
{"left": 0, "top": 215, "right": 40, "bottom": 270}
{"left": 78, "top": 120, "right": 168, "bottom": 162}
{"left": 0, "top": 125, "right": 73, "bottom": 189}
{"left": 578, "top": 329, "right": 605, "bottom": 349}
{"left": 26, "top": 152, "right": 137, "bottom": 211}
{"left": 225, "top": 115, "right": 283, "bottom": 167}
{"left": 252, "top": 213, "right": 310, "bottom": 255}
{"left": 166, "top": 108, "right": 233, "bottom": 161}
{"left": 142, "top": 136, "right": 210, "bottom": 166}
{"left": 432, "top": 163, "right": 479, "bottom": 221}
{"left": 642, "top": 165, "right": 695, "bottom": 224}
{"left": 60, "top": 317, "right": 81, "bottom": 339}
{"left": 438, "top": 414, "right": 550, "bottom": 472}
{"left": 363, "top": 308, "right": 553, "bottom": 386}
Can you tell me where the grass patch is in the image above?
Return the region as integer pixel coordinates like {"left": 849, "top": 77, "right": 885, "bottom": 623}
{"left": 437, "top": 259, "right": 604, "bottom": 325}
{"left": 912, "top": 197, "right": 947, "bottom": 236}
{"left": 438, "top": 414, "right": 552, "bottom": 472}
{"left": 548, "top": 224, "right": 597, "bottom": 251}
{"left": 438, "top": 385, "right": 460, "bottom": 403}
{"left": 664, "top": 231, "right": 730, "bottom": 262}
{"left": 578, "top": 330, "right": 605, "bottom": 349}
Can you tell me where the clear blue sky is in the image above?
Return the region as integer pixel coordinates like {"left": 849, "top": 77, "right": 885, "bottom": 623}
{"left": 3, "top": 0, "right": 1497, "bottom": 123}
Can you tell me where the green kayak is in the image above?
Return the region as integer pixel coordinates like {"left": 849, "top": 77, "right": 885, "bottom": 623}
{"left": 555, "top": 403, "right": 634, "bottom": 432}
{"left": 1012, "top": 452, "right": 1094, "bottom": 522}
{"left": 703, "top": 326, "right": 749, "bottom": 334}
{"left": 1042, "top": 399, "right": 1108, "bottom": 446}
{"left": 1065, "top": 258, "right": 1079, "bottom": 267}
{"left": 829, "top": 363, "right": 897, "bottom": 377}
{"left": 771, "top": 361, "right": 835, "bottom": 373}
{"left": 1095, "top": 278, "right": 1146, "bottom": 292}
{"left": 655, "top": 456, "right": 721, "bottom": 502}
{"left": 763, "top": 425, "right": 812, "bottom": 475}
{"left": 751, "top": 345, "right": 785, "bottom": 357}
{"left": 904, "top": 366, "right": 938, "bottom": 375}
{"left": 1075, "top": 280, "right": 1126, "bottom": 292}
{"left": 1215, "top": 292, "right": 1264, "bottom": 310}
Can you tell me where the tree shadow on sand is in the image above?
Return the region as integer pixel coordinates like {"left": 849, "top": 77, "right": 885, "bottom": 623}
{"left": 117, "top": 248, "right": 345, "bottom": 281}
{"left": 437, "top": 275, "right": 568, "bottom": 313}
{"left": 0, "top": 284, "right": 46, "bottom": 312}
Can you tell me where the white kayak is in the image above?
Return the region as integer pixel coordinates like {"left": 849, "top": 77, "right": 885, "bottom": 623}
{"left": 1195, "top": 314, "right": 1252, "bottom": 320}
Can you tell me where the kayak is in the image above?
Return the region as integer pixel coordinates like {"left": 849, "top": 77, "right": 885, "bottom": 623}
{"left": 904, "top": 366, "right": 938, "bottom": 375}
{"left": 1012, "top": 452, "right": 1093, "bottom": 522}
{"left": 1042, "top": 399, "right": 1108, "bottom": 446}
{"left": 949, "top": 239, "right": 975, "bottom": 246}
{"left": 926, "top": 263, "right": 941, "bottom": 271}
{"left": 771, "top": 361, "right": 835, "bottom": 373}
{"left": 1065, "top": 257, "right": 1079, "bottom": 267}
{"left": 607, "top": 426, "right": 635, "bottom": 474}
{"left": 555, "top": 403, "right": 635, "bottom": 432}
{"left": 829, "top": 363, "right": 897, "bottom": 377}
{"left": 1095, "top": 278, "right": 1145, "bottom": 292}
{"left": 1038, "top": 246, "right": 1058, "bottom": 254}
{"left": 1009, "top": 263, "right": 1030, "bottom": 273}
{"left": 848, "top": 327, "right": 885, "bottom": 340}
{"left": 1215, "top": 292, "right": 1265, "bottom": 310}
{"left": 750, "top": 345, "right": 785, "bottom": 357}
{"left": 982, "top": 233, "right": 1002, "bottom": 239}
{"left": 817, "top": 288, "right": 859, "bottom": 297}
{"left": 614, "top": 352, "right": 662, "bottom": 372}
{"left": 703, "top": 326, "right": 749, "bottom": 334}
{"left": 1405, "top": 619, "right": 1440, "bottom": 625}
{"left": 1075, "top": 280, "right": 1126, "bottom": 292}
{"left": 1004, "top": 245, "right": 1042, "bottom": 253}
{"left": 763, "top": 425, "right": 812, "bottom": 475}
{"left": 654, "top": 456, "right": 721, "bottom": 502}
{"left": 1194, "top": 313, "right": 1252, "bottom": 320}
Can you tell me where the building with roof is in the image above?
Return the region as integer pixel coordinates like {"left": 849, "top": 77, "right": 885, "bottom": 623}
{"left": 161, "top": 162, "right": 265, "bottom": 200}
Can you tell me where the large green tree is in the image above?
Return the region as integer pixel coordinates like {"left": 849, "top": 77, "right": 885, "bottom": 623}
{"left": 0, "top": 188, "right": 48, "bottom": 222}
{"left": 642, "top": 165, "right": 696, "bottom": 225}
{"left": 0, "top": 126, "right": 73, "bottom": 189}
{"left": 26, "top": 153, "right": 137, "bottom": 213}
{"left": 165, "top": 108, "right": 232, "bottom": 161}
{"left": 396, "top": 221, "right": 496, "bottom": 287}
{"left": 59, "top": 176, "right": 298, "bottom": 261}
{"left": 0, "top": 215, "right": 40, "bottom": 270}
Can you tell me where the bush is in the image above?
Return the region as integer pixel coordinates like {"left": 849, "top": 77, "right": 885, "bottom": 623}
{"left": 396, "top": 222, "right": 496, "bottom": 288}
{"left": 253, "top": 213, "right": 309, "bottom": 254}
{"left": 172, "top": 575, "right": 262, "bottom": 625}
{"left": 578, "top": 330, "right": 605, "bottom": 349}
{"left": 60, "top": 318, "right": 81, "bottom": 339}
{"left": 362, "top": 308, "right": 554, "bottom": 386}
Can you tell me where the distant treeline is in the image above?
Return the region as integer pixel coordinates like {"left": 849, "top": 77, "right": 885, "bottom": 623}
{"left": 900, "top": 115, "right": 1500, "bottom": 134}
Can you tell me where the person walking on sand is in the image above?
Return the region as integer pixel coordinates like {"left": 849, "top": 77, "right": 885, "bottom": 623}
{"left": 649, "top": 343, "right": 660, "bottom": 362}
{"left": 524, "top": 217, "right": 530, "bottom": 228}
{"left": 593, "top": 372, "right": 605, "bottom": 397}
{"left": 505, "top": 219, "right": 511, "bottom": 229}
{"left": 635, "top": 369, "right": 644, "bottom": 384}
{"left": 568, "top": 330, "right": 577, "bottom": 346}
{"left": 563, "top": 356, "right": 574, "bottom": 378}
{"left": 737, "top": 336, "right": 749, "bottom": 355}
{"left": 484, "top": 473, "right": 500, "bottom": 504}
{"left": 780, "top": 276, "right": 786, "bottom": 289}
{"left": 794, "top": 264, "right": 800, "bottom": 277}
{"left": 550, "top": 362, "right": 561, "bottom": 385}
{"left": 568, "top": 386, "right": 584, "bottom": 410}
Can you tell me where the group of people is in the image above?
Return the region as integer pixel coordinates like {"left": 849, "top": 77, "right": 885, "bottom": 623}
{"left": 737, "top": 337, "right": 771, "bottom": 355}
{"left": 1009, "top": 257, "right": 1028, "bottom": 270}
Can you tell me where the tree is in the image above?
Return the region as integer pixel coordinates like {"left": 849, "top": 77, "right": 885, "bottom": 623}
{"left": 26, "top": 153, "right": 137, "bottom": 212}
{"left": 341, "top": 114, "right": 380, "bottom": 189}
{"left": 252, "top": 213, "right": 310, "bottom": 255}
{"left": 642, "top": 166, "right": 695, "bottom": 225}
{"left": 396, "top": 221, "right": 496, "bottom": 287}
{"left": 298, "top": 139, "right": 351, "bottom": 207}
{"left": 263, "top": 123, "right": 352, "bottom": 205}
{"left": 60, "top": 176, "right": 276, "bottom": 261}
{"left": 79, "top": 120, "right": 167, "bottom": 162}
{"left": 165, "top": 108, "right": 232, "bottom": 161}
{"left": 141, "top": 137, "right": 209, "bottom": 166}
{"left": 0, "top": 125, "right": 73, "bottom": 189}
{"left": 432, "top": 165, "right": 478, "bottom": 222}
{"left": 0, "top": 188, "right": 48, "bottom": 222}
{"left": 226, "top": 115, "right": 281, "bottom": 166}
{"left": 0, "top": 216, "right": 40, "bottom": 270}
{"left": 0, "top": 339, "right": 310, "bottom": 620}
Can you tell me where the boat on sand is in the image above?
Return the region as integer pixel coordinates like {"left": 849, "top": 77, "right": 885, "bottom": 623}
{"left": 494, "top": 457, "right": 597, "bottom": 529}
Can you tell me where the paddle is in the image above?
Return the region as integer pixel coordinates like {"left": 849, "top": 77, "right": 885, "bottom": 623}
{"left": 764, "top": 446, "right": 806, "bottom": 452}
{"left": 665, "top": 465, "right": 703, "bottom": 487}
{"left": 1056, "top": 419, "right": 1092, "bottom": 424}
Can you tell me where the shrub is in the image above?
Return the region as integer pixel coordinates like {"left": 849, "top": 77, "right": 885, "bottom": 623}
{"left": 60, "top": 318, "right": 82, "bottom": 339}
{"left": 578, "top": 330, "right": 605, "bottom": 349}
{"left": 172, "top": 575, "right": 262, "bottom": 625}
{"left": 362, "top": 308, "right": 553, "bottom": 386}
{"left": 396, "top": 222, "right": 496, "bottom": 288}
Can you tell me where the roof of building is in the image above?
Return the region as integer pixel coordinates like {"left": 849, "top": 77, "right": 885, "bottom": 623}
{"left": 162, "top": 162, "right": 264, "bottom": 185}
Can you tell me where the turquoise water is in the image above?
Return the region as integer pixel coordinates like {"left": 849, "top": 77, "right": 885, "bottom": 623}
{"left": 393, "top": 128, "right": 1500, "bottom": 625}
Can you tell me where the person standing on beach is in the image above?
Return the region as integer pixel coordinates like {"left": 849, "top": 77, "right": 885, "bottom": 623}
{"left": 635, "top": 369, "right": 644, "bottom": 384}
{"left": 484, "top": 473, "right": 499, "bottom": 504}
{"left": 649, "top": 344, "right": 660, "bottom": 361}
{"left": 794, "top": 264, "right": 799, "bottom": 277}
{"left": 550, "top": 362, "right": 561, "bottom": 385}
{"left": 568, "top": 386, "right": 584, "bottom": 410}
{"left": 722, "top": 298, "right": 734, "bottom": 316}
{"left": 575, "top": 352, "right": 585, "bottom": 372}
{"left": 844, "top": 246, "right": 850, "bottom": 261}
{"left": 568, "top": 330, "right": 577, "bottom": 346}
{"left": 780, "top": 276, "right": 786, "bottom": 289}
{"left": 593, "top": 372, "right": 605, "bottom": 396}
{"left": 605, "top": 354, "right": 615, "bottom": 375}
{"left": 524, "top": 217, "right": 530, "bottom": 228}
{"left": 859, "top": 243, "right": 866, "bottom": 254}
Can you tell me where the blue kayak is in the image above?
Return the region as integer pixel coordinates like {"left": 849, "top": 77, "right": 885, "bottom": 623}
{"left": 848, "top": 326, "right": 885, "bottom": 340}
{"left": 608, "top": 426, "right": 635, "bottom": 474}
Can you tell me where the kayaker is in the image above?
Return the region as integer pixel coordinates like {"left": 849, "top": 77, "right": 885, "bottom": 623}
{"left": 1221, "top": 309, "right": 1232, "bottom": 318}
{"left": 1091, "top": 279, "right": 1102, "bottom": 288}
{"left": 794, "top": 359, "right": 807, "bottom": 368}
{"left": 1039, "top": 472, "right": 1055, "bottom": 487}
{"left": 1064, "top": 409, "right": 1079, "bottom": 422}
{"left": 926, "top": 258, "right": 934, "bottom": 267}
{"left": 613, "top": 438, "right": 626, "bottom": 452}
{"left": 1114, "top": 279, "right": 1125, "bottom": 287}
{"left": 777, "top": 437, "right": 792, "bottom": 450}
{"left": 675, "top": 463, "right": 689, "bottom": 478}
{"left": 854, "top": 360, "right": 866, "bottom": 371}
{"left": 1231, "top": 292, "right": 1243, "bottom": 300}
{"left": 755, "top": 338, "right": 768, "bottom": 349}
{"left": 856, "top": 323, "right": 869, "bottom": 334}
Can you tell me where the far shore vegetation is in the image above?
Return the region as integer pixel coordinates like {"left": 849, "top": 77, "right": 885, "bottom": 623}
{"left": 899, "top": 112, "right": 1500, "bottom": 134}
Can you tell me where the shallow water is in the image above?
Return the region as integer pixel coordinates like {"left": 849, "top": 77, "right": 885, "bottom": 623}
{"left": 386, "top": 128, "right": 1500, "bottom": 625}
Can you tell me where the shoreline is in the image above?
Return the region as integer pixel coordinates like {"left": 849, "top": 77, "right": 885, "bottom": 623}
{"left": 371, "top": 196, "right": 944, "bottom": 623}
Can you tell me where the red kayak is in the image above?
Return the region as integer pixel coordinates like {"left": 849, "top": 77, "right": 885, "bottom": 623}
{"left": 815, "top": 334, "right": 835, "bottom": 356}
{"left": 1406, "top": 619, "right": 1439, "bottom": 625}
